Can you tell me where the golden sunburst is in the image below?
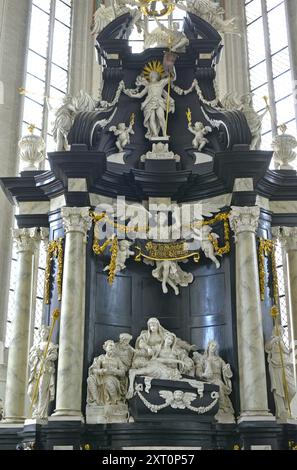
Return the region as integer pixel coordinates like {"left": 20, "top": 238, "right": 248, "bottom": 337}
{"left": 143, "top": 61, "right": 165, "bottom": 81}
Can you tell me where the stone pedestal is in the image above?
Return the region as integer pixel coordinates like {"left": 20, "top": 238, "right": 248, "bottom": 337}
{"left": 230, "top": 207, "right": 271, "bottom": 420}
{"left": 4, "top": 229, "right": 40, "bottom": 423}
{"left": 86, "top": 404, "right": 129, "bottom": 424}
{"left": 53, "top": 207, "right": 91, "bottom": 417}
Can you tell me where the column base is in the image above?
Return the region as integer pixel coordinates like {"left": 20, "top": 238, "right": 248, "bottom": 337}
{"left": 238, "top": 412, "right": 275, "bottom": 424}
{"left": 50, "top": 411, "right": 84, "bottom": 423}
{"left": 1, "top": 417, "right": 25, "bottom": 425}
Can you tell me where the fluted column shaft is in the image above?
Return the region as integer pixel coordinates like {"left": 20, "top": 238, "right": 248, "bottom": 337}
{"left": 4, "top": 229, "right": 40, "bottom": 423}
{"left": 230, "top": 207, "right": 270, "bottom": 419}
{"left": 53, "top": 207, "right": 91, "bottom": 417}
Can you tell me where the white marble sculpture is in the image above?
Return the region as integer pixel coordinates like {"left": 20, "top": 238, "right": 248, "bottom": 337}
{"left": 18, "top": 125, "right": 45, "bottom": 171}
{"left": 86, "top": 340, "right": 128, "bottom": 424}
{"left": 0, "top": 399, "right": 3, "bottom": 421}
{"left": 109, "top": 120, "right": 135, "bottom": 152}
{"left": 49, "top": 90, "right": 96, "bottom": 151}
{"left": 188, "top": 121, "right": 212, "bottom": 151}
{"left": 272, "top": 133, "right": 297, "bottom": 170}
{"left": 178, "top": 0, "right": 236, "bottom": 34}
{"left": 201, "top": 340, "right": 235, "bottom": 423}
{"left": 145, "top": 20, "right": 189, "bottom": 52}
{"left": 27, "top": 326, "right": 58, "bottom": 420}
{"left": 104, "top": 240, "right": 134, "bottom": 275}
{"left": 265, "top": 326, "right": 297, "bottom": 421}
{"left": 127, "top": 331, "right": 187, "bottom": 399}
{"left": 152, "top": 260, "right": 194, "bottom": 295}
{"left": 221, "top": 92, "right": 268, "bottom": 150}
{"left": 192, "top": 225, "right": 221, "bottom": 269}
{"left": 87, "top": 340, "right": 126, "bottom": 406}
{"left": 140, "top": 142, "right": 180, "bottom": 162}
{"left": 115, "top": 333, "right": 135, "bottom": 371}
{"left": 91, "top": 0, "right": 143, "bottom": 36}
{"left": 124, "top": 68, "right": 176, "bottom": 139}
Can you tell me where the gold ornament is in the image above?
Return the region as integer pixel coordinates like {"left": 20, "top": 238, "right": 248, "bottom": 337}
{"left": 186, "top": 108, "right": 192, "bottom": 125}
{"left": 143, "top": 61, "right": 165, "bottom": 81}
{"left": 135, "top": 241, "right": 200, "bottom": 263}
{"left": 44, "top": 238, "right": 64, "bottom": 304}
{"left": 138, "top": 0, "right": 175, "bottom": 17}
{"left": 258, "top": 239, "right": 279, "bottom": 304}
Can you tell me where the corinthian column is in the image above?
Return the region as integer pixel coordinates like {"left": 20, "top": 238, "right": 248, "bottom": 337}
{"left": 53, "top": 207, "right": 91, "bottom": 417}
{"left": 230, "top": 207, "right": 271, "bottom": 420}
{"left": 4, "top": 228, "right": 40, "bottom": 423}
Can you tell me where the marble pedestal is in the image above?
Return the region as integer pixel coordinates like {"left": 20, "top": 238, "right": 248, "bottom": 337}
{"left": 86, "top": 404, "right": 128, "bottom": 424}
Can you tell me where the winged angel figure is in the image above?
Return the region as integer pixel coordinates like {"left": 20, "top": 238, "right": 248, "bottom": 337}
{"left": 177, "top": 0, "right": 237, "bottom": 34}
{"left": 220, "top": 92, "right": 268, "bottom": 150}
{"left": 159, "top": 390, "right": 197, "bottom": 410}
{"left": 91, "top": 0, "right": 143, "bottom": 36}
{"left": 95, "top": 197, "right": 227, "bottom": 294}
{"left": 144, "top": 19, "right": 189, "bottom": 52}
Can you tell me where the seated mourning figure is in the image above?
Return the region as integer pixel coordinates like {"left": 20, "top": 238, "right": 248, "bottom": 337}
{"left": 86, "top": 340, "right": 128, "bottom": 424}
{"left": 265, "top": 326, "right": 297, "bottom": 421}
{"left": 199, "top": 340, "right": 235, "bottom": 424}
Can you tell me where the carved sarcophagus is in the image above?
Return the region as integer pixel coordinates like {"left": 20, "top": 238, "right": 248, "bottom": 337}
{"left": 129, "top": 376, "right": 219, "bottom": 422}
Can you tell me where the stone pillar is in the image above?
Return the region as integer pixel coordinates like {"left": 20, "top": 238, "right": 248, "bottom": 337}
{"left": 53, "top": 207, "right": 91, "bottom": 417}
{"left": 229, "top": 207, "right": 271, "bottom": 420}
{"left": 217, "top": 0, "right": 250, "bottom": 98}
{"left": 4, "top": 229, "right": 40, "bottom": 423}
{"left": 69, "top": 0, "right": 95, "bottom": 96}
{"left": 0, "top": 0, "right": 31, "bottom": 346}
{"left": 284, "top": 0, "right": 297, "bottom": 125}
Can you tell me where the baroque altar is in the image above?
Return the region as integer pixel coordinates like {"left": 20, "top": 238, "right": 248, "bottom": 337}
{"left": 0, "top": 0, "right": 297, "bottom": 451}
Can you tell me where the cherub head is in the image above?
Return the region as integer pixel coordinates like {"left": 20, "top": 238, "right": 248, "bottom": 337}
{"left": 118, "top": 123, "right": 126, "bottom": 131}
{"left": 194, "top": 121, "right": 204, "bottom": 130}
{"left": 173, "top": 390, "right": 184, "bottom": 401}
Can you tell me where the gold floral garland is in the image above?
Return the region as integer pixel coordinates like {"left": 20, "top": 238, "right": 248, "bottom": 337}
{"left": 258, "top": 238, "right": 279, "bottom": 304}
{"left": 44, "top": 238, "right": 64, "bottom": 305}
{"left": 90, "top": 211, "right": 231, "bottom": 283}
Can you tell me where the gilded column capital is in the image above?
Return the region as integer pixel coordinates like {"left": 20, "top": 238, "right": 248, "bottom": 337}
{"left": 61, "top": 207, "right": 91, "bottom": 236}
{"left": 12, "top": 228, "right": 41, "bottom": 254}
{"left": 229, "top": 206, "right": 260, "bottom": 237}
{"left": 272, "top": 226, "right": 297, "bottom": 251}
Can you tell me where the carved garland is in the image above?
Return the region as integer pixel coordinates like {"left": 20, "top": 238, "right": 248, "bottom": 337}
{"left": 44, "top": 238, "right": 64, "bottom": 305}
{"left": 258, "top": 238, "right": 279, "bottom": 304}
{"left": 90, "top": 211, "right": 231, "bottom": 283}
{"left": 135, "top": 384, "right": 219, "bottom": 414}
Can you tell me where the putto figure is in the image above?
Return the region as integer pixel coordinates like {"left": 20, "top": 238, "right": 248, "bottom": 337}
{"left": 27, "top": 326, "right": 58, "bottom": 419}
{"left": 109, "top": 114, "right": 135, "bottom": 152}
{"left": 124, "top": 62, "right": 175, "bottom": 139}
{"left": 187, "top": 111, "right": 212, "bottom": 151}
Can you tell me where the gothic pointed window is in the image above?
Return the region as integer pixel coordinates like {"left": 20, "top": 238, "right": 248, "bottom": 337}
{"left": 245, "top": 0, "right": 297, "bottom": 150}
{"left": 5, "top": 0, "right": 73, "bottom": 347}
